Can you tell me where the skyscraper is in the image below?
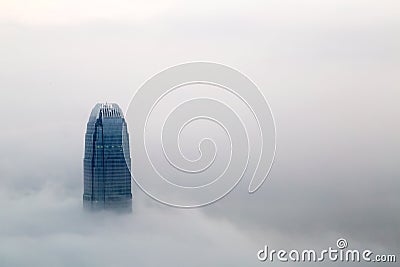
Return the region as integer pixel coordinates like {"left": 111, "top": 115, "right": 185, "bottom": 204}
{"left": 83, "top": 103, "right": 132, "bottom": 211}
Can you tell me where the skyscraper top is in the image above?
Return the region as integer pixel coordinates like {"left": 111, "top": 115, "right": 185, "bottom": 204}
{"left": 83, "top": 102, "right": 132, "bottom": 212}
{"left": 88, "top": 103, "right": 124, "bottom": 122}
{"left": 100, "top": 103, "right": 123, "bottom": 118}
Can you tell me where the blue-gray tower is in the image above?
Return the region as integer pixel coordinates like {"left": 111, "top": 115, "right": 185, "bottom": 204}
{"left": 83, "top": 103, "right": 132, "bottom": 211}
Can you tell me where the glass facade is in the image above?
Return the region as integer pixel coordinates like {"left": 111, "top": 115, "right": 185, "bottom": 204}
{"left": 83, "top": 103, "right": 132, "bottom": 211}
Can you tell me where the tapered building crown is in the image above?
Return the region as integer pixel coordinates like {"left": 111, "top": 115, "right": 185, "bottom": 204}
{"left": 83, "top": 103, "right": 132, "bottom": 211}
